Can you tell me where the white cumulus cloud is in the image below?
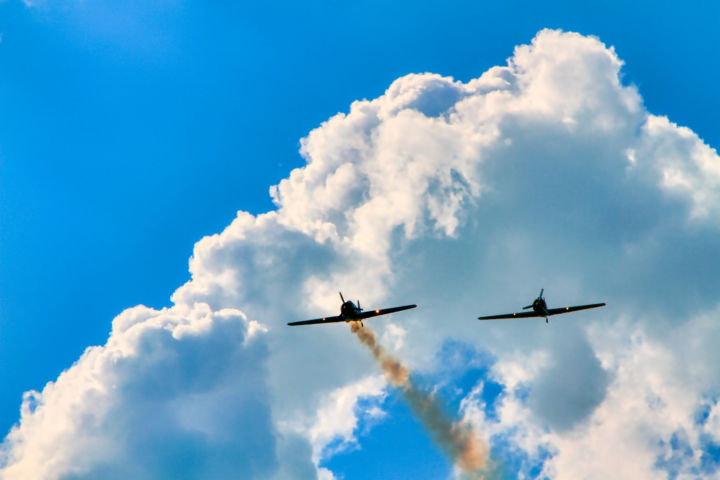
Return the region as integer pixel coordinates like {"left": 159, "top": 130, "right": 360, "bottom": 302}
{"left": 0, "top": 304, "right": 287, "bottom": 479}
{"left": 3, "top": 28, "right": 720, "bottom": 479}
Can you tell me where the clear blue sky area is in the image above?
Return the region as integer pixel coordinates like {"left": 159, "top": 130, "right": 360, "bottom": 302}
{"left": 0, "top": 0, "right": 718, "bottom": 470}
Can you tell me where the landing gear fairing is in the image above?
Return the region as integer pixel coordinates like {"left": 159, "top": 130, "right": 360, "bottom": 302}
{"left": 288, "top": 292, "right": 417, "bottom": 327}
{"left": 477, "top": 289, "right": 605, "bottom": 324}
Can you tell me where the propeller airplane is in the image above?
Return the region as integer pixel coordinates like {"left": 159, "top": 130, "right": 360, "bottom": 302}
{"left": 477, "top": 289, "right": 605, "bottom": 324}
{"left": 288, "top": 292, "right": 417, "bottom": 327}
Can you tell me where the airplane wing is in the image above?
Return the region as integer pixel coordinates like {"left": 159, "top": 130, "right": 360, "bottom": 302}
{"left": 477, "top": 303, "right": 606, "bottom": 320}
{"left": 546, "top": 303, "right": 606, "bottom": 315}
{"left": 287, "top": 315, "right": 344, "bottom": 326}
{"left": 477, "top": 311, "right": 542, "bottom": 320}
{"left": 356, "top": 304, "right": 417, "bottom": 320}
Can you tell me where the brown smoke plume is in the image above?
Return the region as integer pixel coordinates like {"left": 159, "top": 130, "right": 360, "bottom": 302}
{"left": 350, "top": 322, "right": 488, "bottom": 476}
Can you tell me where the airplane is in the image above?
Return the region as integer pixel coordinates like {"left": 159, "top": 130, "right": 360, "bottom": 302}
{"left": 477, "top": 289, "right": 605, "bottom": 324}
{"left": 288, "top": 292, "right": 417, "bottom": 326}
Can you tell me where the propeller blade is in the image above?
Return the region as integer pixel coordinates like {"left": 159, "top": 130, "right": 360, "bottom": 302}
{"left": 523, "top": 305, "right": 533, "bottom": 310}
{"left": 357, "top": 300, "right": 361, "bottom": 309}
{"left": 339, "top": 292, "right": 345, "bottom": 303}
{"left": 539, "top": 288, "right": 544, "bottom": 299}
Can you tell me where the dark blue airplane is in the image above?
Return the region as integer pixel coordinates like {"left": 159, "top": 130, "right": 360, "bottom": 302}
{"left": 477, "top": 289, "right": 605, "bottom": 324}
{"left": 288, "top": 292, "right": 416, "bottom": 327}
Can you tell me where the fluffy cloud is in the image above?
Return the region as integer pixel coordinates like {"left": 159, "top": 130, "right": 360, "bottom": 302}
{"left": 3, "top": 28, "right": 720, "bottom": 479}
{"left": 0, "top": 304, "right": 289, "bottom": 479}
{"left": 462, "top": 312, "right": 720, "bottom": 479}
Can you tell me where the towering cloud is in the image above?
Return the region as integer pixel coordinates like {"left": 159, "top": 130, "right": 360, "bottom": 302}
{"left": 2, "top": 29, "right": 720, "bottom": 479}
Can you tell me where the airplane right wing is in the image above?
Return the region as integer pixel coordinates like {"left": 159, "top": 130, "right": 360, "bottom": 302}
{"left": 356, "top": 304, "right": 417, "bottom": 320}
{"left": 287, "top": 315, "right": 344, "bottom": 326}
{"left": 546, "top": 303, "right": 606, "bottom": 316}
{"left": 477, "top": 311, "right": 542, "bottom": 320}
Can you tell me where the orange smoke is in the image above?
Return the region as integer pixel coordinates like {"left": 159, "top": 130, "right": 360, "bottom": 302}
{"left": 350, "top": 322, "right": 488, "bottom": 476}
{"left": 351, "top": 321, "right": 409, "bottom": 385}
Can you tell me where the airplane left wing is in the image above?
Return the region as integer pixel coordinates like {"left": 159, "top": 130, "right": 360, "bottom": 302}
{"left": 546, "top": 303, "right": 606, "bottom": 315}
{"left": 287, "top": 315, "right": 344, "bottom": 326}
{"left": 477, "top": 311, "right": 542, "bottom": 320}
{"left": 356, "top": 304, "right": 417, "bottom": 320}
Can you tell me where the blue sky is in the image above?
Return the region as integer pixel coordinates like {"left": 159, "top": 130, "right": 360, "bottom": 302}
{"left": 1, "top": 1, "right": 720, "bottom": 479}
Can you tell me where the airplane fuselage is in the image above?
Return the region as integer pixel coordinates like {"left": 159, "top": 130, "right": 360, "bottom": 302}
{"left": 532, "top": 298, "right": 549, "bottom": 317}
{"left": 340, "top": 301, "right": 363, "bottom": 320}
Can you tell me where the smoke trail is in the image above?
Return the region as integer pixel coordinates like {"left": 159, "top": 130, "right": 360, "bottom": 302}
{"left": 350, "top": 322, "right": 488, "bottom": 476}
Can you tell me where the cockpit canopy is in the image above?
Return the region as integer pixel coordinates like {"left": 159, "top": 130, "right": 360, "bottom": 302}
{"left": 341, "top": 301, "right": 358, "bottom": 316}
